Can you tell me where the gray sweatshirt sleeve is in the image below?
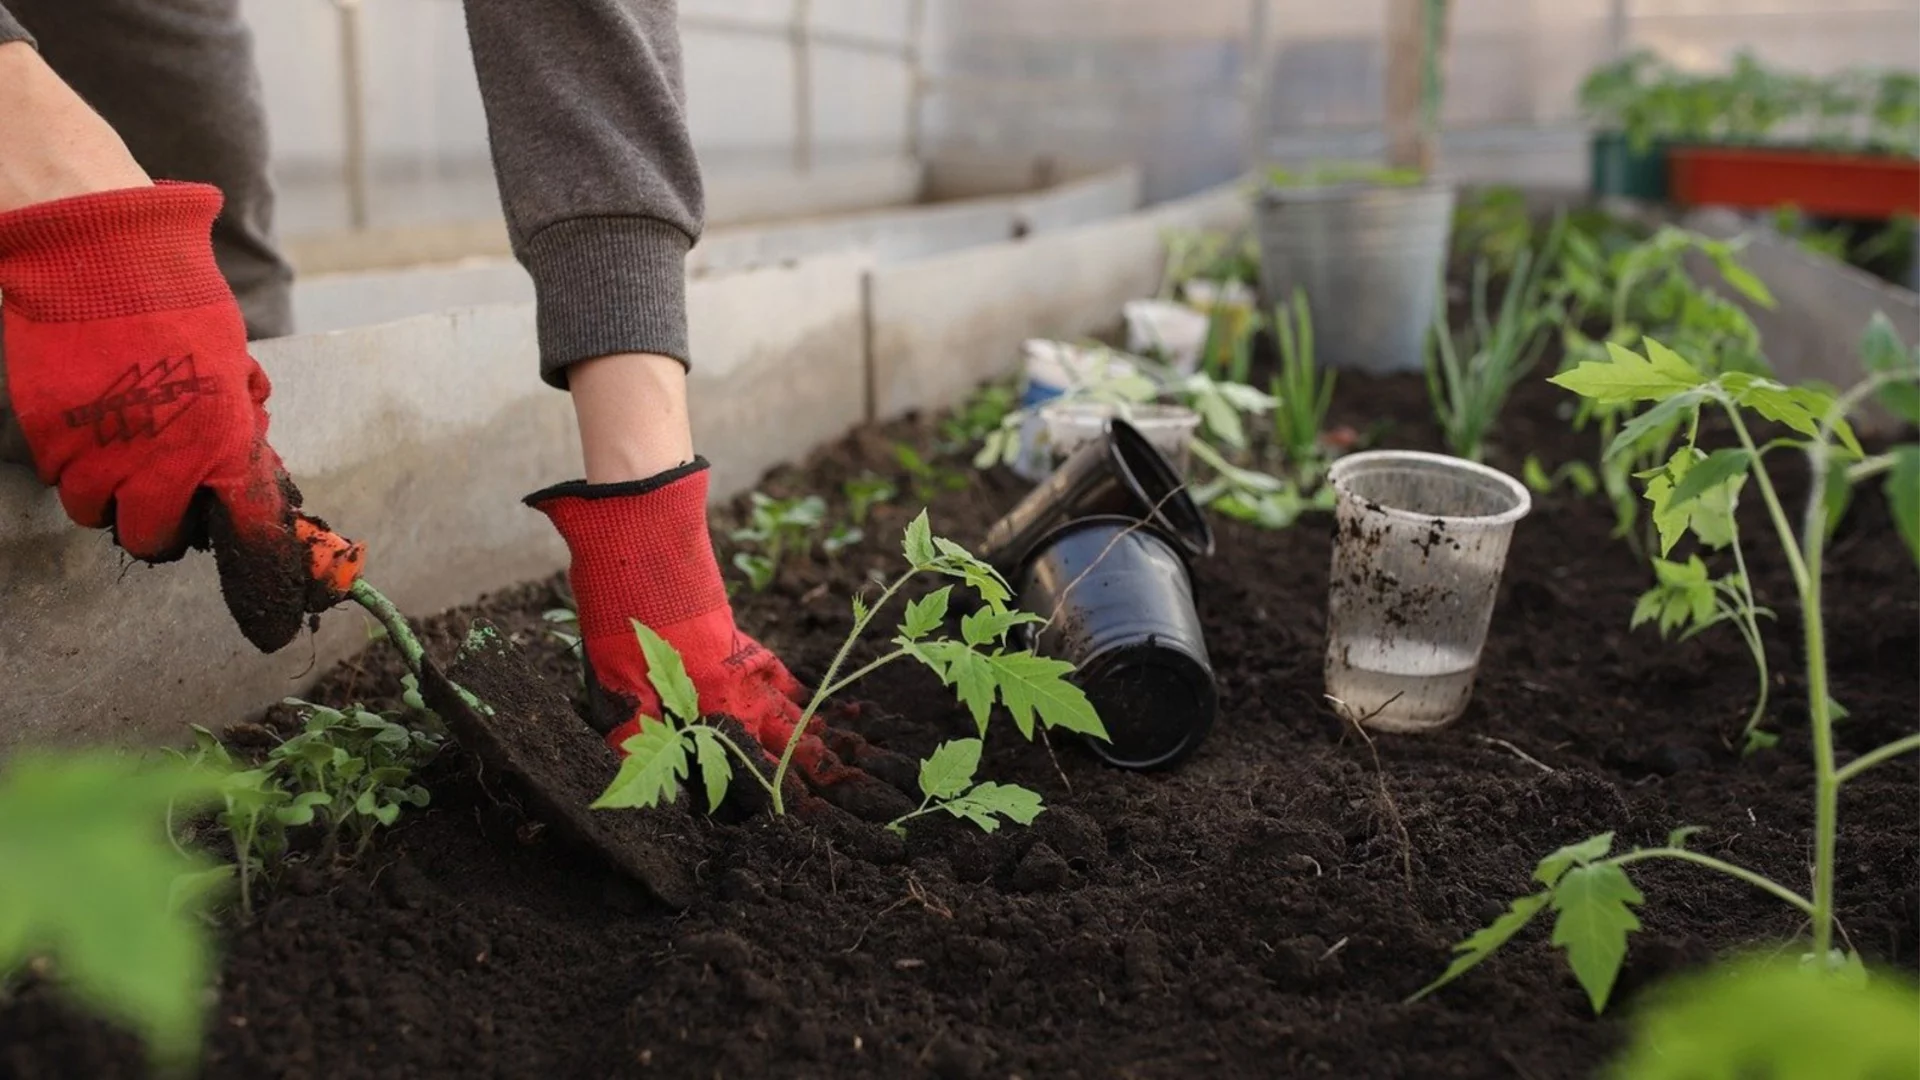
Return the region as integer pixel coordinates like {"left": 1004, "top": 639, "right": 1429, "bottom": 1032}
{"left": 0, "top": 4, "right": 32, "bottom": 45}
{"left": 462, "top": 0, "right": 705, "bottom": 387}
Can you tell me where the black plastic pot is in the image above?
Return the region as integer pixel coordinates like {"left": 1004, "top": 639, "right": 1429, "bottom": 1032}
{"left": 1016, "top": 516, "right": 1217, "bottom": 771}
{"left": 980, "top": 418, "right": 1214, "bottom": 577}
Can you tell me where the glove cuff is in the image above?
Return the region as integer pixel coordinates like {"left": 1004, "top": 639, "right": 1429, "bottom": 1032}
{"left": 527, "top": 460, "right": 730, "bottom": 641}
{"left": 0, "top": 181, "right": 232, "bottom": 322}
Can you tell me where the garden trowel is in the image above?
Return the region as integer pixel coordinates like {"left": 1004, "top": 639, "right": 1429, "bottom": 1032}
{"left": 296, "top": 517, "right": 696, "bottom": 908}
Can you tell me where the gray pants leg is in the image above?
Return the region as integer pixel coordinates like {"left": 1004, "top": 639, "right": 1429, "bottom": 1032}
{"left": 3, "top": 0, "right": 292, "bottom": 340}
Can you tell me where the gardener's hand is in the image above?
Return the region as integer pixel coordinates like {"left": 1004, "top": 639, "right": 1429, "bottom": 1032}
{"left": 529, "top": 461, "right": 916, "bottom": 820}
{"left": 0, "top": 182, "right": 316, "bottom": 652}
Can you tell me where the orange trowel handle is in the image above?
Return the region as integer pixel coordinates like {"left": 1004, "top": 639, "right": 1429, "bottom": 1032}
{"left": 295, "top": 515, "right": 367, "bottom": 601}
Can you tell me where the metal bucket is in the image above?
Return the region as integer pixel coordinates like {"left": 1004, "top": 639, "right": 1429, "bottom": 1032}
{"left": 1254, "top": 181, "right": 1456, "bottom": 375}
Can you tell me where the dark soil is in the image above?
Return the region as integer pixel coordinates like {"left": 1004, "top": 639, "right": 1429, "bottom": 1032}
{"left": 4, "top": 375, "right": 1916, "bottom": 1080}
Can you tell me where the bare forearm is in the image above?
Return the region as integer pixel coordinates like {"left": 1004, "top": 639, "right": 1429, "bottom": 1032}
{"left": 0, "top": 41, "right": 150, "bottom": 213}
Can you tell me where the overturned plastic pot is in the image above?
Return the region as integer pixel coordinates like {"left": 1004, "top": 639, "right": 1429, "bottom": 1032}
{"left": 979, "top": 418, "right": 1213, "bottom": 578}
{"left": 1016, "top": 516, "right": 1217, "bottom": 771}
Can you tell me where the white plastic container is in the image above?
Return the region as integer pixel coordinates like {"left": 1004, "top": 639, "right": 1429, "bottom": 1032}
{"left": 1123, "top": 300, "right": 1210, "bottom": 374}
{"left": 1041, "top": 401, "right": 1201, "bottom": 476}
{"left": 1323, "top": 450, "right": 1531, "bottom": 733}
{"left": 1179, "top": 278, "right": 1256, "bottom": 310}
{"left": 1014, "top": 341, "right": 1140, "bottom": 480}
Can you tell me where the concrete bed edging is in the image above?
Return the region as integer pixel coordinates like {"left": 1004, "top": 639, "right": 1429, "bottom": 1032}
{"left": 296, "top": 167, "right": 1146, "bottom": 336}
{"left": 869, "top": 179, "right": 1249, "bottom": 420}
{"left": 0, "top": 178, "right": 1251, "bottom": 752}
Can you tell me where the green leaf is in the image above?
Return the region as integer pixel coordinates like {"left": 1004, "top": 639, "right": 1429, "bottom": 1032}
{"left": 1743, "top": 728, "right": 1781, "bottom": 756}
{"left": 1823, "top": 456, "right": 1856, "bottom": 539}
{"left": 1860, "top": 312, "right": 1920, "bottom": 425}
{"left": 685, "top": 727, "right": 735, "bottom": 814}
{"left": 930, "top": 538, "right": 1013, "bottom": 608}
{"left": 167, "top": 865, "right": 235, "bottom": 915}
{"left": 1550, "top": 339, "right": 1708, "bottom": 404}
{"left": 986, "top": 652, "right": 1107, "bottom": 741}
{"left": 274, "top": 791, "right": 329, "bottom": 827}
{"left": 1888, "top": 445, "right": 1920, "bottom": 567}
{"left": 1408, "top": 891, "right": 1553, "bottom": 1003}
{"left": 912, "top": 643, "right": 1105, "bottom": 741}
{"left": 1551, "top": 862, "right": 1645, "bottom": 1013}
{"left": 1667, "top": 825, "right": 1704, "bottom": 849}
{"left": 591, "top": 719, "right": 690, "bottom": 810}
{"left": 1645, "top": 449, "right": 1740, "bottom": 555}
{"left": 631, "top": 622, "right": 699, "bottom": 723}
{"left": 959, "top": 782, "right": 1045, "bottom": 826}
{"left": 1636, "top": 557, "right": 1716, "bottom": 638}
{"left": 903, "top": 510, "right": 937, "bottom": 567}
{"left": 912, "top": 642, "right": 1000, "bottom": 735}
{"left": 1523, "top": 455, "right": 1553, "bottom": 493}
{"left": 960, "top": 607, "right": 1040, "bottom": 648}
{"left": 732, "top": 552, "right": 775, "bottom": 592}
{"left": 1666, "top": 449, "right": 1753, "bottom": 510}
{"left": 1604, "top": 390, "right": 1706, "bottom": 462}
{"left": 1630, "top": 588, "right": 1666, "bottom": 631}
{"left": 900, "top": 587, "right": 953, "bottom": 641}
{"left": 918, "top": 739, "right": 982, "bottom": 800}
{"left": 0, "top": 754, "right": 227, "bottom": 1067}
{"left": 942, "top": 781, "right": 1046, "bottom": 833}
{"left": 1608, "top": 954, "right": 1920, "bottom": 1080}
{"left": 1534, "top": 832, "right": 1616, "bottom": 888}
{"left": 1710, "top": 253, "right": 1776, "bottom": 308}
{"left": 1190, "top": 383, "right": 1247, "bottom": 449}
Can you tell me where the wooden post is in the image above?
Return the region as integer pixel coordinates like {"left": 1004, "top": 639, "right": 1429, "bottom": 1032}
{"left": 1384, "top": 0, "right": 1450, "bottom": 173}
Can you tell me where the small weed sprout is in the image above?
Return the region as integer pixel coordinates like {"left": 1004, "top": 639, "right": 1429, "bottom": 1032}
{"left": 822, "top": 522, "right": 863, "bottom": 560}
{"left": 894, "top": 443, "right": 969, "bottom": 502}
{"left": 271, "top": 701, "right": 440, "bottom": 861}
{"left": 842, "top": 473, "right": 897, "bottom": 526}
{"left": 1413, "top": 338, "right": 1920, "bottom": 1013}
{"left": 730, "top": 492, "right": 827, "bottom": 592}
{"left": 939, "top": 382, "right": 1018, "bottom": 453}
{"left": 542, "top": 604, "right": 587, "bottom": 687}
{"left": 171, "top": 703, "right": 440, "bottom": 916}
{"left": 594, "top": 512, "right": 1105, "bottom": 823}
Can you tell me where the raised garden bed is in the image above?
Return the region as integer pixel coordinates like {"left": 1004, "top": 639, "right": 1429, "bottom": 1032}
{"left": 3, "top": 369, "right": 1916, "bottom": 1077}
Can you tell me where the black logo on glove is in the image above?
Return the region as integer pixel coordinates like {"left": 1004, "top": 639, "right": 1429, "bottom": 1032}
{"left": 64, "top": 355, "right": 219, "bottom": 445}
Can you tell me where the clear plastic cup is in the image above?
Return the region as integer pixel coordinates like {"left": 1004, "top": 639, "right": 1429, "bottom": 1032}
{"left": 1123, "top": 300, "right": 1210, "bottom": 374}
{"left": 1042, "top": 402, "right": 1201, "bottom": 475}
{"left": 1323, "top": 450, "right": 1531, "bottom": 733}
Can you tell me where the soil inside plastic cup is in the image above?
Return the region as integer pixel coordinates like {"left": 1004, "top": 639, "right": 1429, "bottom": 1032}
{"left": 1323, "top": 450, "right": 1531, "bottom": 733}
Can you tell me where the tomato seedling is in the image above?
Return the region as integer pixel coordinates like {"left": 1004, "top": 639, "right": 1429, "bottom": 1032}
{"left": 730, "top": 491, "right": 828, "bottom": 592}
{"left": 1413, "top": 338, "right": 1920, "bottom": 1012}
{"left": 594, "top": 511, "right": 1105, "bottom": 821}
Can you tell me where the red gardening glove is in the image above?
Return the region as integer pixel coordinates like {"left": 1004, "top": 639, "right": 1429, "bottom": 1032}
{"left": 0, "top": 183, "right": 315, "bottom": 651}
{"left": 528, "top": 461, "right": 912, "bottom": 818}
